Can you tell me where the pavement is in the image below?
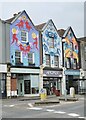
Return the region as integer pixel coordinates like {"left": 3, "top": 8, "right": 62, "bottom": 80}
{"left": 2, "top": 94, "right": 84, "bottom": 105}
{"left": 15, "top": 94, "right": 83, "bottom": 105}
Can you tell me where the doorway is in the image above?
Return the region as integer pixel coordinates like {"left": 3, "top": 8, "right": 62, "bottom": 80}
{"left": 24, "top": 80, "right": 31, "bottom": 94}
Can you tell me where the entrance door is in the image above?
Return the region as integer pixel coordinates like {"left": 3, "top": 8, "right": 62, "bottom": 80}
{"left": 24, "top": 80, "right": 31, "bottom": 94}
{"left": 18, "top": 80, "right": 24, "bottom": 96}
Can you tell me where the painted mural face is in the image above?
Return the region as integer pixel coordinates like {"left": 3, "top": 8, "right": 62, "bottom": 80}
{"left": 64, "top": 29, "right": 79, "bottom": 68}
{"left": 10, "top": 12, "right": 39, "bottom": 66}
{"left": 42, "top": 21, "right": 62, "bottom": 66}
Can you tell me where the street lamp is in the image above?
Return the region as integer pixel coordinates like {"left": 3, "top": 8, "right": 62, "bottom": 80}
{"left": 39, "top": 64, "right": 45, "bottom": 93}
{"left": 62, "top": 38, "right": 67, "bottom": 101}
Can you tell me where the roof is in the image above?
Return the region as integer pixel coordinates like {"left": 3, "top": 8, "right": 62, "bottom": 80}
{"left": 35, "top": 23, "right": 46, "bottom": 31}
{"left": 57, "top": 29, "right": 65, "bottom": 37}
{"left": 5, "top": 12, "right": 22, "bottom": 23}
{"left": 77, "top": 37, "right": 86, "bottom": 42}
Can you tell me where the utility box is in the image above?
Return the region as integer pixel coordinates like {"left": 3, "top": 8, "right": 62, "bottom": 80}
{"left": 70, "top": 87, "right": 75, "bottom": 98}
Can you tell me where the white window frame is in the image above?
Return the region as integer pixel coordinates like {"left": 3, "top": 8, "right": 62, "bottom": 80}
{"left": 49, "top": 37, "right": 54, "bottom": 48}
{"left": 21, "top": 30, "right": 28, "bottom": 43}
{"left": 15, "top": 51, "right": 22, "bottom": 64}
{"left": 54, "top": 56, "right": 59, "bottom": 67}
{"left": 45, "top": 54, "right": 50, "bottom": 66}
{"left": 66, "top": 58, "right": 71, "bottom": 68}
{"left": 28, "top": 52, "right": 35, "bottom": 64}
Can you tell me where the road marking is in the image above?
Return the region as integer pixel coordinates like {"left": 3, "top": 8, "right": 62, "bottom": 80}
{"left": 46, "top": 109, "right": 55, "bottom": 112}
{"left": 54, "top": 111, "right": 66, "bottom": 114}
{"left": 78, "top": 117, "right": 85, "bottom": 119}
{"left": 9, "top": 105, "right": 15, "bottom": 107}
{"left": 28, "top": 107, "right": 43, "bottom": 110}
{"left": 28, "top": 103, "right": 33, "bottom": 108}
{"left": 68, "top": 113, "right": 80, "bottom": 117}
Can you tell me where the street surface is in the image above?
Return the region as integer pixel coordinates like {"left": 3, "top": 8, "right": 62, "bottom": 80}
{"left": 1, "top": 96, "right": 86, "bottom": 119}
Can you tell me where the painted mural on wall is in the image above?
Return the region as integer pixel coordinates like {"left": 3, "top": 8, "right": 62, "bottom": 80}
{"left": 64, "top": 29, "right": 79, "bottom": 68}
{"left": 42, "top": 20, "right": 62, "bottom": 67}
{"left": 10, "top": 12, "right": 39, "bottom": 66}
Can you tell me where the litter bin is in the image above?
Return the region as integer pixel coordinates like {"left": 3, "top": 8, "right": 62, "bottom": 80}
{"left": 70, "top": 87, "right": 75, "bottom": 97}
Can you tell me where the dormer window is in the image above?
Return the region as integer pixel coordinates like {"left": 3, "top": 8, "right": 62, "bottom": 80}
{"left": 21, "top": 30, "right": 28, "bottom": 42}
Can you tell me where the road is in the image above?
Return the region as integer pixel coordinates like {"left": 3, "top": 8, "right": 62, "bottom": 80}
{"left": 1, "top": 96, "right": 85, "bottom": 119}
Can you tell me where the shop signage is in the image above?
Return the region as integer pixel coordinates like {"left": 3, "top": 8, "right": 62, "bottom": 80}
{"left": 65, "top": 70, "right": 80, "bottom": 75}
{"left": 43, "top": 70, "right": 63, "bottom": 77}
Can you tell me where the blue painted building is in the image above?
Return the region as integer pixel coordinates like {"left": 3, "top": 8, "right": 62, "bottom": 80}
{"left": 36, "top": 20, "right": 63, "bottom": 95}
{"left": 5, "top": 10, "right": 40, "bottom": 97}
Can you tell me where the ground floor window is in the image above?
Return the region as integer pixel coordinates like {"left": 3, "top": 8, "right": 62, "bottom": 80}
{"left": 43, "top": 78, "right": 61, "bottom": 95}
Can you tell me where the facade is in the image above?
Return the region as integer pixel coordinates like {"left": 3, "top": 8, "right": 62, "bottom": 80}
{"left": 36, "top": 20, "right": 63, "bottom": 95}
{"left": 78, "top": 37, "right": 86, "bottom": 94}
{"left": 0, "top": 19, "right": 10, "bottom": 98}
{"left": 0, "top": 10, "right": 40, "bottom": 98}
{"left": 58, "top": 27, "right": 80, "bottom": 94}
{"left": 0, "top": 10, "right": 83, "bottom": 98}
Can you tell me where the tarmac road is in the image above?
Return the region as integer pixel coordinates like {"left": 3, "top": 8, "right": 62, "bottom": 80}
{"left": 1, "top": 95, "right": 85, "bottom": 119}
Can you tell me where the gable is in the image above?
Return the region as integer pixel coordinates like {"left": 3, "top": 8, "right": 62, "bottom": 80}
{"left": 42, "top": 20, "right": 61, "bottom": 56}
{"left": 10, "top": 11, "right": 39, "bottom": 66}
{"left": 64, "top": 28, "right": 79, "bottom": 62}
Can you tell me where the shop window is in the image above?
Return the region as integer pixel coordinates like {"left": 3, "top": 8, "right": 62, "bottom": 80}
{"left": 32, "top": 87, "right": 39, "bottom": 94}
{"left": 21, "top": 30, "right": 28, "bottom": 42}
{"left": 54, "top": 56, "right": 59, "bottom": 67}
{"left": 45, "top": 54, "right": 50, "bottom": 66}
{"left": 15, "top": 51, "right": 22, "bottom": 64}
{"left": 73, "top": 59, "right": 77, "bottom": 69}
{"left": 28, "top": 52, "right": 34, "bottom": 65}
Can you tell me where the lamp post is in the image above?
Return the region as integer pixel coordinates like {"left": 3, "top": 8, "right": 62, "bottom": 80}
{"left": 62, "top": 39, "right": 67, "bottom": 101}
{"left": 39, "top": 64, "right": 45, "bottom": 94}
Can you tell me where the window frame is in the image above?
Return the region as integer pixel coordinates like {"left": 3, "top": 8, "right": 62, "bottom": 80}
{"left": 45, "top": 54, "right": 50, "bottom": 66}
{"left": 15, "top": 51, "right": 22, "bottom": 64}
{"left": 21, "top": 30, "right": 28, "bottom": 43}
{"left": 28, "top": 52, "right": 35, "bottom": 65}
{"left": 54, "top": 55, "right": 59, "bottom": 67}
{"left": 73, "top": 58, "right": 77, "bottom": 69}
{"left": 49, "top": 37, "right": 54, "bottom": 48}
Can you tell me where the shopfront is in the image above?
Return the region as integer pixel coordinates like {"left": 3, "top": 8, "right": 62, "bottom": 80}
{"left": 65, "top": 69, "right": 80, "bottom": 94}
{"left": 11, "top": 67, "right": 40, "bottom": 97}
{"left": 43, "top": 69, "right": 63, "bottom": 95}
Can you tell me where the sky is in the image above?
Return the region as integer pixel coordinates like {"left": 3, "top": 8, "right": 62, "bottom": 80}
{"left": 0, "top": 1, "right": 84, "bottom": 38}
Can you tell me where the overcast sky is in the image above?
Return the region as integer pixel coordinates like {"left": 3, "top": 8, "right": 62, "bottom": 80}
{"left": 0, "top": 1, "right": 84, "bottom": 38}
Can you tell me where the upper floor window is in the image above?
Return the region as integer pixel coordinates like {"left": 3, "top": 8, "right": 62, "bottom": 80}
{"left": 66, "top": 58, "right": 71, "bottom": 68}
{"left": 45, "top": 54, "right": 50, "bottom": 66}
{"left": 28, "top": 52, "right": 34, "bottom": 65}
{"left": 15, "top": 51, "right": 21, "bottom": 64}
{"left": 73, "top": 59, "right": 77, "bottom": 69}
{"left": 54, "top": 56, "right": 59, "bottom": 67}
{"left": 21, "top": 30, "right": 28, "bottom": 42}
{"left": 49, "top": 37, "right": 54, "bottom": 48}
